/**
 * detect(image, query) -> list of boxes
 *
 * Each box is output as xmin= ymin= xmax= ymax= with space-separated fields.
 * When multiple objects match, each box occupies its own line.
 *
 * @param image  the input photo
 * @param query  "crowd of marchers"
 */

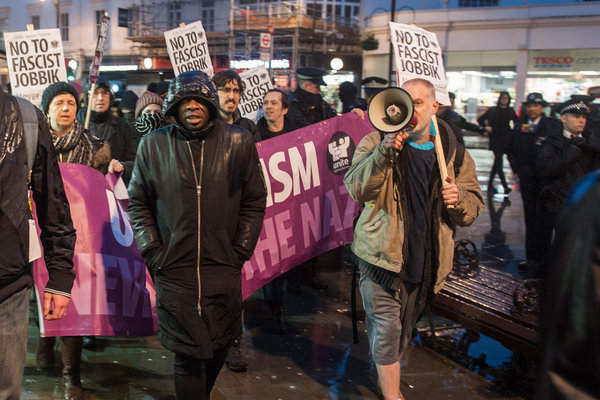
xmin=1 ymin=66 xmax=599 ymax=400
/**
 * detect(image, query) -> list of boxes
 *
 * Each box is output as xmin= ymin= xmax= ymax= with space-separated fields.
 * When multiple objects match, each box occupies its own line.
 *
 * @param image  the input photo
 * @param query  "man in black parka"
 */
xmin=127 ymin=71 xmax=266 ymax=400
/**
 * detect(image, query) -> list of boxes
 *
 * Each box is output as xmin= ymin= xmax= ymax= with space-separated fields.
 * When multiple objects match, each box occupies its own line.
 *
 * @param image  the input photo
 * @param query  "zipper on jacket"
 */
xmin=186 ymin=140 xmax=205 ymax=317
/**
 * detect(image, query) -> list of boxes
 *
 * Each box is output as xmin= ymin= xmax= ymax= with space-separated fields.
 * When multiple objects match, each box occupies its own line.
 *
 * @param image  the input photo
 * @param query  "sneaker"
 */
xmin=225 ymin=339 xmax=248 ymax=372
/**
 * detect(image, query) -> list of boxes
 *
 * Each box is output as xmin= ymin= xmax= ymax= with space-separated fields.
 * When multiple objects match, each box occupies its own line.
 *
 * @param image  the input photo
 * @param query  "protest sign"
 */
xmin=239 ymin=67 xmax=273 ymax=121
xmin=389 ymin=22 xmax=450 ymax=105
xmin=33 ymin=165 xmax=157 ymax=337
xmin=5 ymin=29 xmax=66 ymax=105
xmin=164 ymin=20 xmax=213 ymax=77
xmin=241 ymin=113 xmax=374 ymax=299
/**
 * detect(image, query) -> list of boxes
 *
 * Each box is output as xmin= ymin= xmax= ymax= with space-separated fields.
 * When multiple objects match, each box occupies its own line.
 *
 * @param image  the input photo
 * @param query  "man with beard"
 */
xmin=128 ymin=71 xmax=266 ymax=400
xmin=344 ymin=78 xmax=483 ymax=400
xmin=511 ymin=93 xmax=562 ymax=272
xmin=213 ymin=69 xmax=259 ymax=142
xmin=79 ymin=78 xmax=136 ymax=181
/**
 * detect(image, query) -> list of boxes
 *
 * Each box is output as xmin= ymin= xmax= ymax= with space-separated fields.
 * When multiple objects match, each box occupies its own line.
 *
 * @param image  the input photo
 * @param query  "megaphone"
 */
xmin=367 ymin=87 xmax=415 ymax=133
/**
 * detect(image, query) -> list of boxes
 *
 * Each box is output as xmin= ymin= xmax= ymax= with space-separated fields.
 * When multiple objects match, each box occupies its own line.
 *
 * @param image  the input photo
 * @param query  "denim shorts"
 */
xmin=359 ymin=268 xmax=419 ymax=365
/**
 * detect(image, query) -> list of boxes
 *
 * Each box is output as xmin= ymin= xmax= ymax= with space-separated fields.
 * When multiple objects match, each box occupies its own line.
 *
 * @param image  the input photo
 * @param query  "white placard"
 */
xmin=389 ymin=22 xmax=450 ymax=106
xmin=164 ymin=21 xmax=214 ymax=77
xmin=5 ymin=29 xmax=67 ymax=106
xmin=239 ymin=67 xmax=273 ymax=122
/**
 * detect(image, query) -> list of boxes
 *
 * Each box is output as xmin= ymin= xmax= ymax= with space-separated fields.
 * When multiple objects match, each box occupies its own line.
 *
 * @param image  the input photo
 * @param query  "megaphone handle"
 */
xmin=432 ymin=116 xmax=455 ymax=210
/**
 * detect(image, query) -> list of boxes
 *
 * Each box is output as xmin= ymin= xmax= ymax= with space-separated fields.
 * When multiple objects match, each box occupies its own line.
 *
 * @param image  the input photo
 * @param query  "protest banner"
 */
xmin=33 ymin=114 xmax=374 ymax=320
xmin=164 ymin=20 xmax=213 ymax=77
xmin=241 ymin=113 xmax=374 ymax=299
xmin=4 ymin=29 xmax=66 ymax=105
xmin=33 ymin=164 xmax=157 ymax=337
xmin=239 ymin=67 xmax=273 ymax=122
xmin=389 ymin=22 xmax=450 ymax=106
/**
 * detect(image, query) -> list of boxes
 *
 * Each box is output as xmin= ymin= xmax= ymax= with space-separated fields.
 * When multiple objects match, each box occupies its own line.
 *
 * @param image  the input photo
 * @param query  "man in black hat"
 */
xmin=287 ymin=67 xmax=337 ymax=128
xmin=534 ymin=99 xmax=600 ymax=274
xmin=361 ymin=76 xmax=388 ymax=104
xmin=511 ymin=92 xmax=562 ymax=272
xmin=128 ymin=70 xmax=266 ymax=399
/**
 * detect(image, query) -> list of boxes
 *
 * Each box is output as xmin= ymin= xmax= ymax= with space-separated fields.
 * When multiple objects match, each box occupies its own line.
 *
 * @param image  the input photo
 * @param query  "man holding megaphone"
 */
xmin=344 ymin=78 xmax=483 ymax=400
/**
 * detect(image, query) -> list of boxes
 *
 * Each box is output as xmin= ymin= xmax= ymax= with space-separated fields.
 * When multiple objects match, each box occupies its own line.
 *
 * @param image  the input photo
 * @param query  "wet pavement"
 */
xmin=21 ymin=136 xmax=532 ymax=400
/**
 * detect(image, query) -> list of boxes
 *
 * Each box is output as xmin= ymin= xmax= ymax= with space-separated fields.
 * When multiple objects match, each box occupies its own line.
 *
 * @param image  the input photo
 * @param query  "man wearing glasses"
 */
xmin=213 ymin=70 xmax=259 ymax=142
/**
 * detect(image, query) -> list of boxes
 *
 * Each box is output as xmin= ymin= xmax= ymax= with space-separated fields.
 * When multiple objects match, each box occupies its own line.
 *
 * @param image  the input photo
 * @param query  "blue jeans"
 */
xmin=0 ymin=287 xmax=30 ymax=400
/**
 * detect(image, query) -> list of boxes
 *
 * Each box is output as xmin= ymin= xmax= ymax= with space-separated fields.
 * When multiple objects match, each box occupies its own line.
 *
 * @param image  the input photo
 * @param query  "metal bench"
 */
xmin=430 ymin=240 xmax=541 ymax=354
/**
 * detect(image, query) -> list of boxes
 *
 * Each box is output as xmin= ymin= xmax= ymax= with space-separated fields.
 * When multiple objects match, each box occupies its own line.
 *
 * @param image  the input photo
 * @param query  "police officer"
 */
xmin=287 ymin=67 xmax=337 ymax=127
xmin=535 ymin=99 xmax=600 ymax=274
xmin=511 ymin=93 xmax=562 ymax=272
xmin=360 ymin=76 xmax=388 ymax=104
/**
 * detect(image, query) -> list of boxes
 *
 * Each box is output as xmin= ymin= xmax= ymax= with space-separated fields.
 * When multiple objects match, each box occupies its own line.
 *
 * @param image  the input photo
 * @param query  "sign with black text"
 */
xmin=239 ymin=67 xmax=273 ymax=122
xmin=164 ymin=21 xmax=213 ymax=77
xmin=389 ymin=22 xmax=450 ymax=105
xmin=5 ymin=29 xmax=66 ymax=105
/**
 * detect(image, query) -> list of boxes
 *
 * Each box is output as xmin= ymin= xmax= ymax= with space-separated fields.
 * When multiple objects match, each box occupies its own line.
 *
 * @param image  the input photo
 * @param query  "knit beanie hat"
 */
xmin=40 ymin=81 xmax=80 ymax=114
xmin=135 ymin=91 xmax=164 ymax=119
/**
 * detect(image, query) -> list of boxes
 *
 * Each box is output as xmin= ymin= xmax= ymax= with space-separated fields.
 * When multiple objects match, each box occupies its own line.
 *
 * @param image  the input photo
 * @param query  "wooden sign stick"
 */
xmin=432 ymin=115 xmax=455 ymax=209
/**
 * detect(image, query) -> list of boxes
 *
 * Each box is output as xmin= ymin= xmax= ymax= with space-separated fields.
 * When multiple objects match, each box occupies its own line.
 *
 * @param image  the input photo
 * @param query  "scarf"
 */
xmin=135 ymin=112 xmax=164 ymax=137
xmin=51 ymin=120 xmax=94 ymax=166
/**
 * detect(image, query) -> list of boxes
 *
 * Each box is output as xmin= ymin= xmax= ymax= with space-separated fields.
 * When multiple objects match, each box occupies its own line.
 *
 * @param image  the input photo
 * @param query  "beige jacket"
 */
xmin=344 ymin=120 xmax=483 ymax=293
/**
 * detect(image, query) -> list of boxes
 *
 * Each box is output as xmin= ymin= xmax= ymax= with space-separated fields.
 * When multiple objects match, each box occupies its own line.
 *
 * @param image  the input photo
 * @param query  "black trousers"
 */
xmin=518 ymin=171 xmax=541 ymax=263
xmin=173 ymin=346 xmax=230 ymax=400
xmin=489 ymin=150 xmax=508 ymax=189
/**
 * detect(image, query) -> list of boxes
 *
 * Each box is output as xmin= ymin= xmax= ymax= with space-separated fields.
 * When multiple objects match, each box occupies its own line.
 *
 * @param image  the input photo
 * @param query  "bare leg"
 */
xmin=376 ymin=361 xmax=400 ymax=400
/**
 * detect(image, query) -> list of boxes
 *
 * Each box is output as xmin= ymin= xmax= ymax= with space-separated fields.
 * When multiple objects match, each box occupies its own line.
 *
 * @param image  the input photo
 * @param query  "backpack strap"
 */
xmin=453 ymin=139 xmax=465 ymax=177
xmin=15 ymin=97 xmax=39 ymax=174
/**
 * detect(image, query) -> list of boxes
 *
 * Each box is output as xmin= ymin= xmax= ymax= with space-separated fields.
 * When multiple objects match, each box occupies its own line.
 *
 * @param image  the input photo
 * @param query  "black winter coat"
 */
xmin=477 ymin=106 xmax=518 ymax=153
xmin=255 ymin=115 xmax=302 ymax=141
xmin=0 ymin=94 xmax=75 ymax=302
xmin=510 ymin=115 xmax=562 ymax=178
xmin=85 ymin=110 xmax=137 ymax=180
xmin=287 ymin=88 xmax=337 ymax=128
xmin=127 ymin=119 xmax=266 ymax=359
xmin=537 ymin=131 xmax=600 ymax=213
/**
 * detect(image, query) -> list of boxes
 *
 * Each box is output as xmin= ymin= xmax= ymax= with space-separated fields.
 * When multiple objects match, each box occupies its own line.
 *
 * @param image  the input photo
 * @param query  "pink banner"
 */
xmin=241 ymin=113 xmax=374 ymax=299
xmin=33 ymin=164 xmax=158 ymax=337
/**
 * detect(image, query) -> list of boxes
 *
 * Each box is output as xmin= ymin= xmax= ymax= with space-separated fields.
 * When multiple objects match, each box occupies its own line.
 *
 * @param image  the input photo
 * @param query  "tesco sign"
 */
xmin=533 ymin=56 xmax=574 ymax=68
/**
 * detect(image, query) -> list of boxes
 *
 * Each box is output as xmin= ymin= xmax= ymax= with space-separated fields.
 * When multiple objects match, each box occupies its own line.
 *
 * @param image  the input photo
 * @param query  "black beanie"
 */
xmin=120 ymin=90 xmax=139 ymax=111
xmin=40 ymin=82 xmax=80 ymax=114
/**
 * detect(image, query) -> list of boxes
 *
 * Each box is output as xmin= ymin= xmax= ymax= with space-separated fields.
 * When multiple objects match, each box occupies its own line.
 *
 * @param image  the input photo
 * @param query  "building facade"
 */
xmin=363 ymin=1 xmax=600 ymax=118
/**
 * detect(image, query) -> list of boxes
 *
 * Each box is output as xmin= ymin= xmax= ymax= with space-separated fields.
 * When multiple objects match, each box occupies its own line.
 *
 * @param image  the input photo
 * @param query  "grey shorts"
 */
xmin=359 ymin=269 xmax=420 ymax=365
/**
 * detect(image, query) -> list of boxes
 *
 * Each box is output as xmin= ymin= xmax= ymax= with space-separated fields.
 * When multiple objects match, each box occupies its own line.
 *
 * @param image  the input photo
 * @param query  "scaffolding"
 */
xmin=126 ymin=0 xmax=361 ymax=72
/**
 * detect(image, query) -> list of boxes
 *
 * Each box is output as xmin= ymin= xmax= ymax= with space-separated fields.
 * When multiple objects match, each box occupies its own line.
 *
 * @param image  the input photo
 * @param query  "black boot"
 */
xmin=36 ymin=336 xmax=56 ymax=370
xmin=61 ymin=336 xmax=83 ymax=389
xmin=225 ymin=338 xmax=248 ymax=372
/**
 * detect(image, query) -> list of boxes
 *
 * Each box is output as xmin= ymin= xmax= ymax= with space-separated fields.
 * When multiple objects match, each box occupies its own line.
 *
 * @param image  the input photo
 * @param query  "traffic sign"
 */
xmin=260 ymin=33 xmax=272 ymax=49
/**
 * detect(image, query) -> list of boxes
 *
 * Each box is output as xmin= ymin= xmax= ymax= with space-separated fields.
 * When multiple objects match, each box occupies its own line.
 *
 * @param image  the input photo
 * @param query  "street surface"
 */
xmin=22 ymin=135 xmax=531 ymax=399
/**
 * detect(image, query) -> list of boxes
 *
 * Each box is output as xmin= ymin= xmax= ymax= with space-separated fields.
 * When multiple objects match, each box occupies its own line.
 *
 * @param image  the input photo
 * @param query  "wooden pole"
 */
xmin=432 ymin=115 xmax=454 ymax=209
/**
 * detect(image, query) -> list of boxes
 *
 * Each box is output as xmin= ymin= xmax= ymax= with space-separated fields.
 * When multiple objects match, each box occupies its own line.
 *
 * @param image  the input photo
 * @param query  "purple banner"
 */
xmin=33 ymin=164 xmax=157 ymax=337
xmin=241 ymin=113 xmax=374 ymax=299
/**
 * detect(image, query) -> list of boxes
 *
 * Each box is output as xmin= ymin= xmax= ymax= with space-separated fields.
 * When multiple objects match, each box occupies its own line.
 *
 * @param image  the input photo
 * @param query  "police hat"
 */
xmin=559 ymin=99 xmax=590 ymax=116
xmin=296 ymin=67 xmax=327 ymax=85
xmin=361 ymin=76 xmax=388 ymax=88
xmin=361 ymin=76 xmax=388 ymax=96
xmin=524 ymin=92 xmax=548 ymax=106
